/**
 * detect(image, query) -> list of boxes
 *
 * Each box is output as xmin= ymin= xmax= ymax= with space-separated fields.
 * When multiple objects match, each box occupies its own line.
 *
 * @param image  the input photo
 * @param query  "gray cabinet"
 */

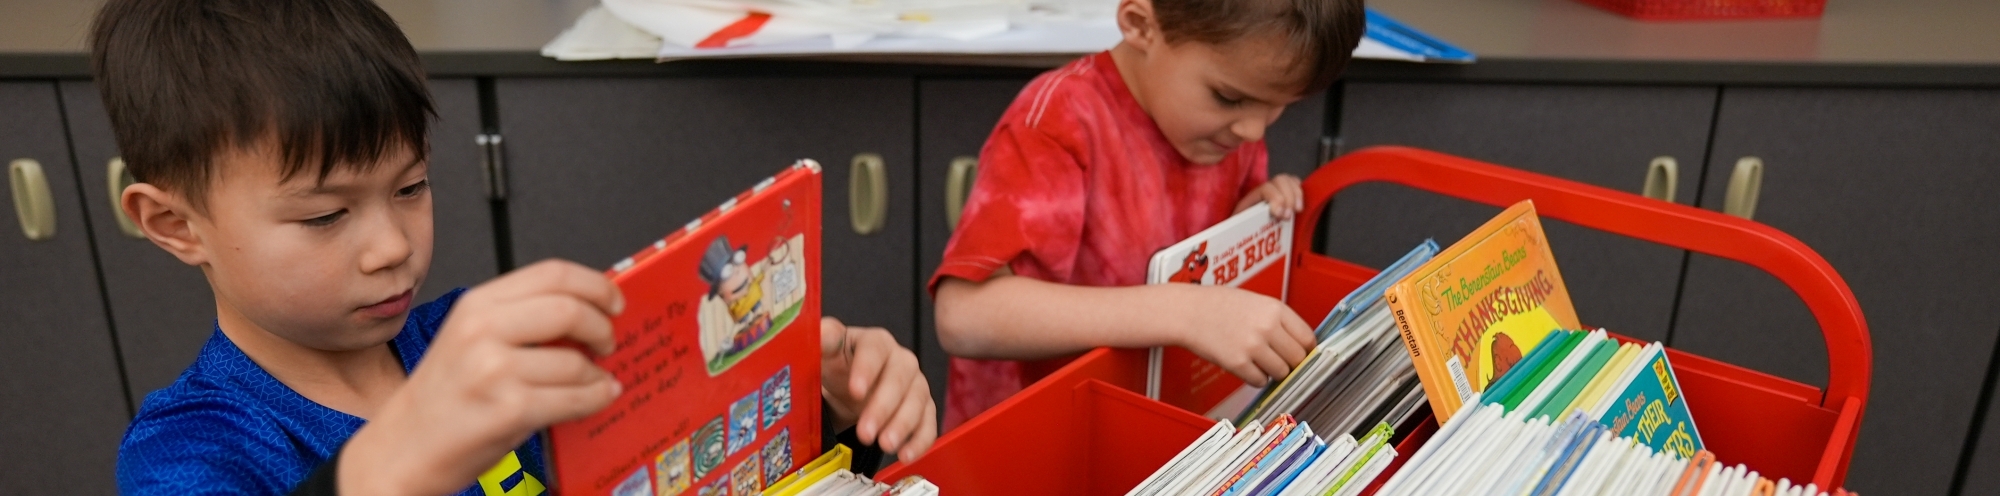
xmin=1670 ymin=88 xmax=2000 ymax=496
xmin=0 ymin=81 xmax=128 ymax=494
xmin=1328 ymin=82 xmax=1718 ymax=343
xmin=59 ymin=80 xmax=497 ymax=406
xmin=494 ymin=77 xmax=919 ymax=347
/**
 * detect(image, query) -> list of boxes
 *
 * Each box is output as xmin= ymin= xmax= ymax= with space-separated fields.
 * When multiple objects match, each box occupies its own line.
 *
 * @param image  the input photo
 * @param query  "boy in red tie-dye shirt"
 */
xmin=931 ymin=0 xmax=1366 ymax=428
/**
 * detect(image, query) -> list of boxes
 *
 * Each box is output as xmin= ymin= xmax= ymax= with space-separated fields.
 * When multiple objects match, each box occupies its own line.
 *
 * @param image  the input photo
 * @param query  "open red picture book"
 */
xmin=543 ymin=161 xmax=824 ymax=496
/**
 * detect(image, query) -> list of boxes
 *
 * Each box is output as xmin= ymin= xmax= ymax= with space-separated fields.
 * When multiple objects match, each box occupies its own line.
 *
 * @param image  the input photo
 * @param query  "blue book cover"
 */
xmin=1313 ymin=239 xmax=1438 ymax=341
xmin=1597 ymin=348 xmax=1704 ymax=459
xmin=1362 ymin=9 xmax=1476 ymax=63
xmin=1225 ymin=424 xmax=1310 ymax=496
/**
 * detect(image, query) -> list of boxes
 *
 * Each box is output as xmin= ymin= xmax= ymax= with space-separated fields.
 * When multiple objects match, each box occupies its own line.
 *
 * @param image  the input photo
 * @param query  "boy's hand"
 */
xmin=342 ymin=260 xmax=625 ymax=496
xmin=1166 ymin=285 xmax=1316 ymax=388
xmin=1236 ymin=174 xmax=1305 ymax=220
xmin=819 ymin=317 xmax=938 ymax=461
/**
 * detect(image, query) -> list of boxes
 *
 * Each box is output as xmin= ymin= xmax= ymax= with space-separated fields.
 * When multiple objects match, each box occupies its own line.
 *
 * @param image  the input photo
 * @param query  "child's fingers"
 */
xmin=899 ymin=401 xmax=938 ymax=461
xmin=878 ymin=378 xmax=929 ymax=453
xmin=484 ymin=260 xmax=624 ymax=314
xmin=492 ymin=295 xmax=617 ymax=355
xmin=1250 ymin=347 xmax=1290 ymax=386
xmin=512 ymin=347 xmax=612 ymax=386
xmin=521 ymin=379 xmax=622 ymax=428
xmin=857 ymin=340 xmax=919 ymax=444
xmin=1268 ymin=323 xmax=1309 ymax=367
xmin=819 ymin=317 xmax=849 ymax=363
xmin=1281 ymin=310 xmax=1316 ymax=356
xmin=1221 ymin=358 xmax=1271 ymax=388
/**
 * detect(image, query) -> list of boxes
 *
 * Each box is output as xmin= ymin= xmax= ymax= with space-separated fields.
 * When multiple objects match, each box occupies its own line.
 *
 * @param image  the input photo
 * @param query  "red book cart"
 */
xmin=879 ymin=146 xmax=1871 ymax=495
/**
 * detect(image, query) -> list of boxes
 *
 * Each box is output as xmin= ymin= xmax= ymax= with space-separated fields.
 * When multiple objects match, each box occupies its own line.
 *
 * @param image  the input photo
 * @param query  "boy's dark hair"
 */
xmin=1153 ymin=0 xmax=1366 ymax=94
xmin=90 ymin=0 xmax=434 ymax=211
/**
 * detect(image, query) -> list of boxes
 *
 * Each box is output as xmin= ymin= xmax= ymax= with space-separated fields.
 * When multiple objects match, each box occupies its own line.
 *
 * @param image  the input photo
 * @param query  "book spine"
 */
xmin=1384 ymin=285 xmax=1461 ymax=421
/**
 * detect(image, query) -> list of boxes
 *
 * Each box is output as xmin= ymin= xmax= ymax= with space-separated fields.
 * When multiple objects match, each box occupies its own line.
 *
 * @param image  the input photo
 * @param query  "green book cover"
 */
xmin=1499 ymin=330 xmax=1587 ymax=412
xmin=1531 ymin=340 xmax=1617 ymax=420
xmin=1598 ymin=348 xmax=1704 ymax=459
xmin=1481 ymin=330 xmax=1571 ymax=406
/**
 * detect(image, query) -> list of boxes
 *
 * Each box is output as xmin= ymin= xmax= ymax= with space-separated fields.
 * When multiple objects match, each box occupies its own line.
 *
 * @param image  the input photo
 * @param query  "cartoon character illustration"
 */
xmin=655 ymin=438 xmax=693 ymax=494
xmin=693 ymin=416 xmax=726 ymax=480
xmin=696 ymin=233 xmax=810 ymax=374
xmin=726 ymin=391 xmax=760 ymax=456
xmin=761 ymin=429 xmax=793 ymax=485
xmin=611 ymin=465 xmax=651 ymax=496
xmin=729 ymin=457 xmax=763 ymax=495
xmin=761 ymin=367 xmax=792 ymax=429
xmin=1168 ymin=242 xmax=1210 ymax=284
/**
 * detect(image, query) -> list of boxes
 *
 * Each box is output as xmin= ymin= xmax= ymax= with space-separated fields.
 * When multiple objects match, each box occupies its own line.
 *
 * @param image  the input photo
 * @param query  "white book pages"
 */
xmin=1188 ymin=423 xmax=1286 ymax=496
xmin=1163 ymin=424 xmax=1264 ymax=495
xmin=1518 ymin=330 xmax=1607 ymax=420
xmin=1372 ymin=398 xmax=1489 ymax=496
xmin=1284 ymin=435 xmax=1359 ymax=496
xmin=1129 ymin=421 xmax=1235 ymax=496
xmin=1487 ymin=416 xmax=1560 ymax=495
xmin=1329 ymin=449 xmax=1397 ymax=496
xmin=1459 ymin=412 xmax=1547 ymax=493
xmin=1396 ymin=404 xmax=1506 ymax=496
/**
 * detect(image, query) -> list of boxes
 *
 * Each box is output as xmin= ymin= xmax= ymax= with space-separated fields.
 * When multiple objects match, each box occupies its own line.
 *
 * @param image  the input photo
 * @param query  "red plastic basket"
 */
xmin=1574 ymin=0 xmax=1826 ymax=20
xmin=882 ymin=146 xmax=1870 ymax=494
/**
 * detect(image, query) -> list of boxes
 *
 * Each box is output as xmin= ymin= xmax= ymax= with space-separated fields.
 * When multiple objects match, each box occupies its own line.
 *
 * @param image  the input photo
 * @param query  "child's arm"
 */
xmin=337 ymin=260 xmax=626 ymax=496
xmin=818 ymin=317 xmax=938 ymax=461
xmin=934 ymin=274 xmax=1315 ymax=387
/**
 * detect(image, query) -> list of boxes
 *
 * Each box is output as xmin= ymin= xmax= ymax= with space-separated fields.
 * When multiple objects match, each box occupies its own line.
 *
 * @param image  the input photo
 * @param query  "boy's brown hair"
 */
xmin=1153 ymin=0 xmax=1367 ymax=94
xmin=90 ymin=0 xmax=434 ymax=211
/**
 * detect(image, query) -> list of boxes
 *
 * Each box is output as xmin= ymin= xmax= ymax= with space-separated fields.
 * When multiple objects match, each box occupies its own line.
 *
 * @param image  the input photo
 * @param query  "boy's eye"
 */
xmin=303 ymin=209 xmax=346 ymax=227
xmin=1212 ymin=89 xmax=1244 ymax=107
xmin=396 ymin=179 xmax=430 ymax=198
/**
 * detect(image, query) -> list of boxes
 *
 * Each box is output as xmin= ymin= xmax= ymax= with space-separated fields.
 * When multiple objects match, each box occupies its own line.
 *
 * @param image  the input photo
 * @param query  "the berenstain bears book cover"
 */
xmin=544 ymin=161 xmax=823 ymax=496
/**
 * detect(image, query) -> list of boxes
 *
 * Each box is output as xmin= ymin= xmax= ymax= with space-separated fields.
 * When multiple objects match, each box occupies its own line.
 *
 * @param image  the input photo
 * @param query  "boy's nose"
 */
xmin=359 ymin=213 xmax=413 ymax=274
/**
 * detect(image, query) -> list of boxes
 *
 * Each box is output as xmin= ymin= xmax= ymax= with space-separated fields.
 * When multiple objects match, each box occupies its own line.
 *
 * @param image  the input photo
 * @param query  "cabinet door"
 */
xmin=1 ymin=81 xmax=128 ymax=494
xmin=495 ymin=77 xmax=917 ymax=347
xmin=1330 ymin=82 xmax=1717 ymax=342
xmin=61 ymin=80 xmax=497 ymax=405
xmin=1673 ymin=88 xmax=2000 ymax=496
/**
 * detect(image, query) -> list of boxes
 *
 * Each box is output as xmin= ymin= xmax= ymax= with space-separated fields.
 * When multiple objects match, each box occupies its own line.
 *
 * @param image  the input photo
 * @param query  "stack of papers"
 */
xmin=543 ymin=4 xmax=1472 ymax=63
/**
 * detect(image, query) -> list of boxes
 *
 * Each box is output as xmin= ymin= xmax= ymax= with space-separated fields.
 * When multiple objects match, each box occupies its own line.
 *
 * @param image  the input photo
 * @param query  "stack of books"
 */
xmin=762 ymin=446 xmax=938 ymax=496
xmin=1126 ymin=417 xmax=1397 ymax=496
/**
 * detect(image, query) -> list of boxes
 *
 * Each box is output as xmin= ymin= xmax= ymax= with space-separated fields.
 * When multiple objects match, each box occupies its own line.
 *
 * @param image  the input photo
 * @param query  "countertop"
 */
xmin=4 ymin=0 xmax=1998 ymax=85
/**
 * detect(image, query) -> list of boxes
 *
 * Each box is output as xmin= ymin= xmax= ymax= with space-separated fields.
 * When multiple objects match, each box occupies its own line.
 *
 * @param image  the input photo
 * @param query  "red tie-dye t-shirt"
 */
xmin=929 ymin=51 xmax=1268 ymax=430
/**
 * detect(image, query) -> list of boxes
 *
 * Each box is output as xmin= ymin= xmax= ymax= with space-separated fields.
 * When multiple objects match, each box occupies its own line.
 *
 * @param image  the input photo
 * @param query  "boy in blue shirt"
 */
xmin=94 ymin=0 xmax=937 ymax=494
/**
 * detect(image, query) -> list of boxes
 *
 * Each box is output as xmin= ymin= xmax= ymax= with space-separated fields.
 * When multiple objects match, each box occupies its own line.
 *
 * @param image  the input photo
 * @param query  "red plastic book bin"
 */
xmin=881 ymin=146 xmax=1870 ymax=494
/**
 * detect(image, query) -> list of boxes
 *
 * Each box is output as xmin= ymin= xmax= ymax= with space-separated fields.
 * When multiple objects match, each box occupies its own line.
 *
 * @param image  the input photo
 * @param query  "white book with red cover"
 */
xmin=1144 ymin=203 xmax=1292 ymax=409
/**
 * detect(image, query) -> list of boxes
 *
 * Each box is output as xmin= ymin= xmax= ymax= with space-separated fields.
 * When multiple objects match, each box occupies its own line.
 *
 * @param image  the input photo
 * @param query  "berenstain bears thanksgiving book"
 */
xmin=543 ymin=161 xmax=823 ymax=496
xmin=1384 ymin=199 xmax=1579 ymax=424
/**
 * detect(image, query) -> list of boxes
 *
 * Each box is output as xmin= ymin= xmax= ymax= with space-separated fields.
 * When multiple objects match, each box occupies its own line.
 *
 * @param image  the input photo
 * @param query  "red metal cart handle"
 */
xmin=1293 ymin=146 xmax=1871 ymax=410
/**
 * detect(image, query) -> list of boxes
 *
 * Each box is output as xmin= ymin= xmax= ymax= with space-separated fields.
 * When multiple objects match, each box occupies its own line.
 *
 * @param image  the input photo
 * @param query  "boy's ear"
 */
xmin=1115 ymin=0 xmax=1162 ymax=51
xmin=122 ymin=183 xmax=209 ymax=267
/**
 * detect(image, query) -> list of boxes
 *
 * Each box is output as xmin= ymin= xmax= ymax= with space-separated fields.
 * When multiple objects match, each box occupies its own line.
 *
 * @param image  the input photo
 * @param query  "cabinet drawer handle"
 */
xmin=945 ymin=156 xmax=977 ymax=231
xmin=849 ymin=153 xmax=887 ymax=235
xmin=1641 ymin=156 xmax=1677 ymax=203
xmin=107 ymin=158 xmax=144 ymax=238
xmin=1724 ymin=157 xmax=1764 ymax=220
xmin=10 ymin=158 xmax=56 ymax=241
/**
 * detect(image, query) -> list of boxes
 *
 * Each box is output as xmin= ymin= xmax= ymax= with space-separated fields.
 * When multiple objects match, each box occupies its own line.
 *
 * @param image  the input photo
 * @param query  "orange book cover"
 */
xmin=543 ymin=162 xmax=823 ymax=496
xmin=1383 ymin=200 xmax=1579 ymax=423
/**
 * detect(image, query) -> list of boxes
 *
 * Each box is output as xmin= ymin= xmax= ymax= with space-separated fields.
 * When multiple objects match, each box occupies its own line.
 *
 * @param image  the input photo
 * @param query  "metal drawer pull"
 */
xmin=945 ymin=156 xmax=977 ymax=231
xmin=107 ymin=157 xmax=144 ymax=238
xmin=849 ymin=153 xmax=887 ymax=235
xmin=1724 ymin=157 xmax=1764 ymax=220
xmin=1641 ymin=156 xmax=1677 ymax=203
xmin=10 ymin=158 xmax=56 ymax=241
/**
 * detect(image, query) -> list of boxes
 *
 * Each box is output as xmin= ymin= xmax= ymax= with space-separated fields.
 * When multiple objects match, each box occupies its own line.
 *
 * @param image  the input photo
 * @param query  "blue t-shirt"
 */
xmin=117 ymin=289 xmax=548 ymax=496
